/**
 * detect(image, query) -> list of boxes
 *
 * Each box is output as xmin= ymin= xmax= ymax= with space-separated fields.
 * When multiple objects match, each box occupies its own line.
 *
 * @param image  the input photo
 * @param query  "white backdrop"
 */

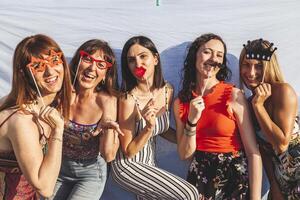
xmin=0 ymin=0 xmax=299 ymax=199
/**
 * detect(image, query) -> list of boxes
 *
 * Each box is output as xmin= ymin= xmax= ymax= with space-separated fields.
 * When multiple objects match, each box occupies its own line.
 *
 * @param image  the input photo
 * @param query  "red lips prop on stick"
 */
xmin=134 ymin=66 xmax=146 ymax=78
xmin=134 ymin=66 xmax=153 ymax=98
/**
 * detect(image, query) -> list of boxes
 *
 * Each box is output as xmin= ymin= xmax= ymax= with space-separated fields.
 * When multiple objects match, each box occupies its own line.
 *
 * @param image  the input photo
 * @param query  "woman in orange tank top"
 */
xmin=174 ymin=33 xmax=262 ymax=200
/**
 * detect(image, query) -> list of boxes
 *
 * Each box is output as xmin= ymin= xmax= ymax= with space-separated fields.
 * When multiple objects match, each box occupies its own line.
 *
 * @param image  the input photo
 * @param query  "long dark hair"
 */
xmin=0 ymin=34 xmax=72 ymax=118
xmin=69 ymin=39 xmax=119 ymax=95
xmin=121 ymin=36 xmax=165 ymax=93
xmin=178 ymin=33 xmax=231 ymax=102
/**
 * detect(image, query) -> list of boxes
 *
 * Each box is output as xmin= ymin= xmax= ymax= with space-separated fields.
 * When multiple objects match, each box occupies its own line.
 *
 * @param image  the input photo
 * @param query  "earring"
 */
xmin=19 ymin=68 xmax=25 ymax=77
xmin=100 ymin=79 xmax=105 ymax=85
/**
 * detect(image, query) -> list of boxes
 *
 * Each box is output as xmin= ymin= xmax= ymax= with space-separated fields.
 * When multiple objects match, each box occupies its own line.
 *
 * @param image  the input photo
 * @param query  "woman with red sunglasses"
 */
xmin=49 ymin=39 xmax=123 ymax=200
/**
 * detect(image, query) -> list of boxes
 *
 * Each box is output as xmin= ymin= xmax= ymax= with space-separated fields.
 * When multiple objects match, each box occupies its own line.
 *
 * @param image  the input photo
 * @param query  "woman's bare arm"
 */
xmin=231 ymin=88 xmax=262 ymax=200
xmin=8 ymin=109 xmax=64 ymax=197
xmin=252 ymin=83 xmax=297 ymax=153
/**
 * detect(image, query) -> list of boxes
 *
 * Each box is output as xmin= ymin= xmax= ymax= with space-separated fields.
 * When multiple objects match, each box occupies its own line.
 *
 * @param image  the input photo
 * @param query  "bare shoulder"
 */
xmin=272 ymin=82 xmax=297 ymax=105
xmin=118 ymin=92 xmax=138 ymax=122
xmin=119 ymin=92 xmax=136 ymax=109
xmin=97 ymin=91 xmax=117 ymax=106
xmin=0 ymin=109 xmax=28 ymax=129
xmin=230 ymin=87 xmax=246 ymax=103
xmin=9 ymin=111 xmax=35 ymax=129
xmin=0 ymin=109 xmax=16 ymax=140
xmin=5 ymin=111 xmax=39 ymax=140
xmin=272 ymin=82 xmax=296 ymax=98
xmin=0 ymin=109 xmax=21 ymax=151
xmin=165 ymin=82 xmax=174 ymax=92
xmin=165 ymin=82 xmax=174 ymax=97
xmin=228 ymin=87 xmax=250 ymax=118
xmin=0 ymin=109 xmax=12 ymax=123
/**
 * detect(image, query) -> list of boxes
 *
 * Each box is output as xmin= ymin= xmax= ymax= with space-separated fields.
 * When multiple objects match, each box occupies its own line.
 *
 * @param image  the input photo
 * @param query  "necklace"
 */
xmin=133 ymin=87 xmax=153 ymax=96
xmin=131 ymin=88 xmax=154 ymax=111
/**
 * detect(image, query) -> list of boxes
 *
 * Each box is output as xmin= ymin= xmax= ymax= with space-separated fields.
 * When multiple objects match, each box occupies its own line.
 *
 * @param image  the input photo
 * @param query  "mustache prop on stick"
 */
xmin=200 ymin=60 xmax=222 ymax=96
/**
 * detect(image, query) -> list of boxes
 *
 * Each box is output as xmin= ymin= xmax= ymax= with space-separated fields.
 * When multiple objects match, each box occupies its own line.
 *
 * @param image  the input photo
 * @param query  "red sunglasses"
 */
xmin=79 ymin=50 xmax=112 ymax=69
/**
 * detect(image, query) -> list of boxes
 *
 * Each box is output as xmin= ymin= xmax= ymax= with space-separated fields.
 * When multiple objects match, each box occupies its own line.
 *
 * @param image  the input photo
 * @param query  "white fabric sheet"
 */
xmin=0 ymin=1 xmax=299 ymax=199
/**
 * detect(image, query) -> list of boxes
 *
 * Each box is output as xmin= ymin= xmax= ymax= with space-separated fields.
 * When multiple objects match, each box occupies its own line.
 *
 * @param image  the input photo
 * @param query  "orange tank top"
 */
xmin=179 ymin=82 xmax=242 ymax=153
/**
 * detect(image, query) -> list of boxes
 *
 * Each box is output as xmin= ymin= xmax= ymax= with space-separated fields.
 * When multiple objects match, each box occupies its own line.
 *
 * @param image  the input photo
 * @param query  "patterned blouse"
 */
xmin=62 ymin=120 xmax=99 ymax=159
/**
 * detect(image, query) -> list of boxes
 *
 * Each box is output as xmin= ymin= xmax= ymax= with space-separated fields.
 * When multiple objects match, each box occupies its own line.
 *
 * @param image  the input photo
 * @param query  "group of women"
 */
xmin=0 ymin=33 xmax=298 ymax=200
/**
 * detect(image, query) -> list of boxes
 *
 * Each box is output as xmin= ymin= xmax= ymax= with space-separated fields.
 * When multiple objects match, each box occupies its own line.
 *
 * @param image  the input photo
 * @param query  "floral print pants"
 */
xmin=273 ymin=142 xmax=300 ymax=200
xmin=187 ymin=150 xmax=249 ymax=200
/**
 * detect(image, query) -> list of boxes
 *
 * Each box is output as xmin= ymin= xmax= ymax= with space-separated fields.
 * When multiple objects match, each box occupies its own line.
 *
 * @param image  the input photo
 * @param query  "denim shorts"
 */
xmin=48 ymin=154 xmax=107 ymax=200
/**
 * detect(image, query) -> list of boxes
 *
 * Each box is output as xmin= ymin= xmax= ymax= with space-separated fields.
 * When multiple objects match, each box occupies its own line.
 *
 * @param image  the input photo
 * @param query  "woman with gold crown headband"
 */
xmin=240 ymin=39 xmax=300 ymax=200
xmin=49 ymin=39 xmax=123 ymax=200
xmin=0 ymin=34 xmax=72 ymax=199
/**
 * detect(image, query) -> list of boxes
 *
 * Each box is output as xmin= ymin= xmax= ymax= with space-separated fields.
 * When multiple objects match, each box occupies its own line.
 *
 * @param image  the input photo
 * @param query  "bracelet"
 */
xmin=183 ymin=127 xmax=196 ymax=136
xmin=187 ymin=119 xmax=197 ymax=127
xmin=50 ymin=137 xmax=63 ymax=142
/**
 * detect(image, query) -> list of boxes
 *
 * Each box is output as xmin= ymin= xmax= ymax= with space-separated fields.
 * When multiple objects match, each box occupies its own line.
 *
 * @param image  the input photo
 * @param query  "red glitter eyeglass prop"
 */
xmin=26 ymin=50 xmax=63 ymax=74
xmin=79 ymin=50 xmax=112 ymax=70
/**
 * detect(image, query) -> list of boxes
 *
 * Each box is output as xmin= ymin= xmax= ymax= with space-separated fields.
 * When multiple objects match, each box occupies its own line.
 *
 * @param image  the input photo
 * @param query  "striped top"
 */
xmin=115 ymin=85 xmax=170 ymax=165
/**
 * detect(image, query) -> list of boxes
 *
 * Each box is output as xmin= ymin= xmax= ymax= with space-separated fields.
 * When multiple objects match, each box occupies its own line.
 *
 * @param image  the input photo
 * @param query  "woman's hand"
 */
xmin=92 ymin=119 xmax=124 ymax=137
xmin=252 ymin=83 xmax=271 ymax=106
xmin=140 ymin=99 xmax=158 ymax=129
xmin=38 ymin=106 xmax=64 ymax=130
xmin=187 ymin=95 xmax=205 ymax=124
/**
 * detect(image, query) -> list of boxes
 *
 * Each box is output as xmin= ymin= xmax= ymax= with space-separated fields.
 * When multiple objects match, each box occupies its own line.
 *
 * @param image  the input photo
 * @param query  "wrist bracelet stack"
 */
xmin=187 ymin=119 xmax=197 ymax=127
xmin=183 ymin=127 xmax=196 ymax=136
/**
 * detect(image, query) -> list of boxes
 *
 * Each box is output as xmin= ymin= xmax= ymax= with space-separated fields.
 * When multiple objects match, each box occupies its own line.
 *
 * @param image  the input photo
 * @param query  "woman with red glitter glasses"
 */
xmin=111 ymin=36 xmax=199 ymax=200
xmin=49 ymin=39 xmax=123 ymax=200
xmin=0 ymin=34 xmax=72 ymax=199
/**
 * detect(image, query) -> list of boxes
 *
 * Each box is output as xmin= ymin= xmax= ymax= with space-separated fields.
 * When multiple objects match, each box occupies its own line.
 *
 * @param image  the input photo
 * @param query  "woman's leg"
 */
xmin=67 ymin=155 xmax=107 ymax=200
xmin=112 ymin=160 xmax=199 ymax=200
